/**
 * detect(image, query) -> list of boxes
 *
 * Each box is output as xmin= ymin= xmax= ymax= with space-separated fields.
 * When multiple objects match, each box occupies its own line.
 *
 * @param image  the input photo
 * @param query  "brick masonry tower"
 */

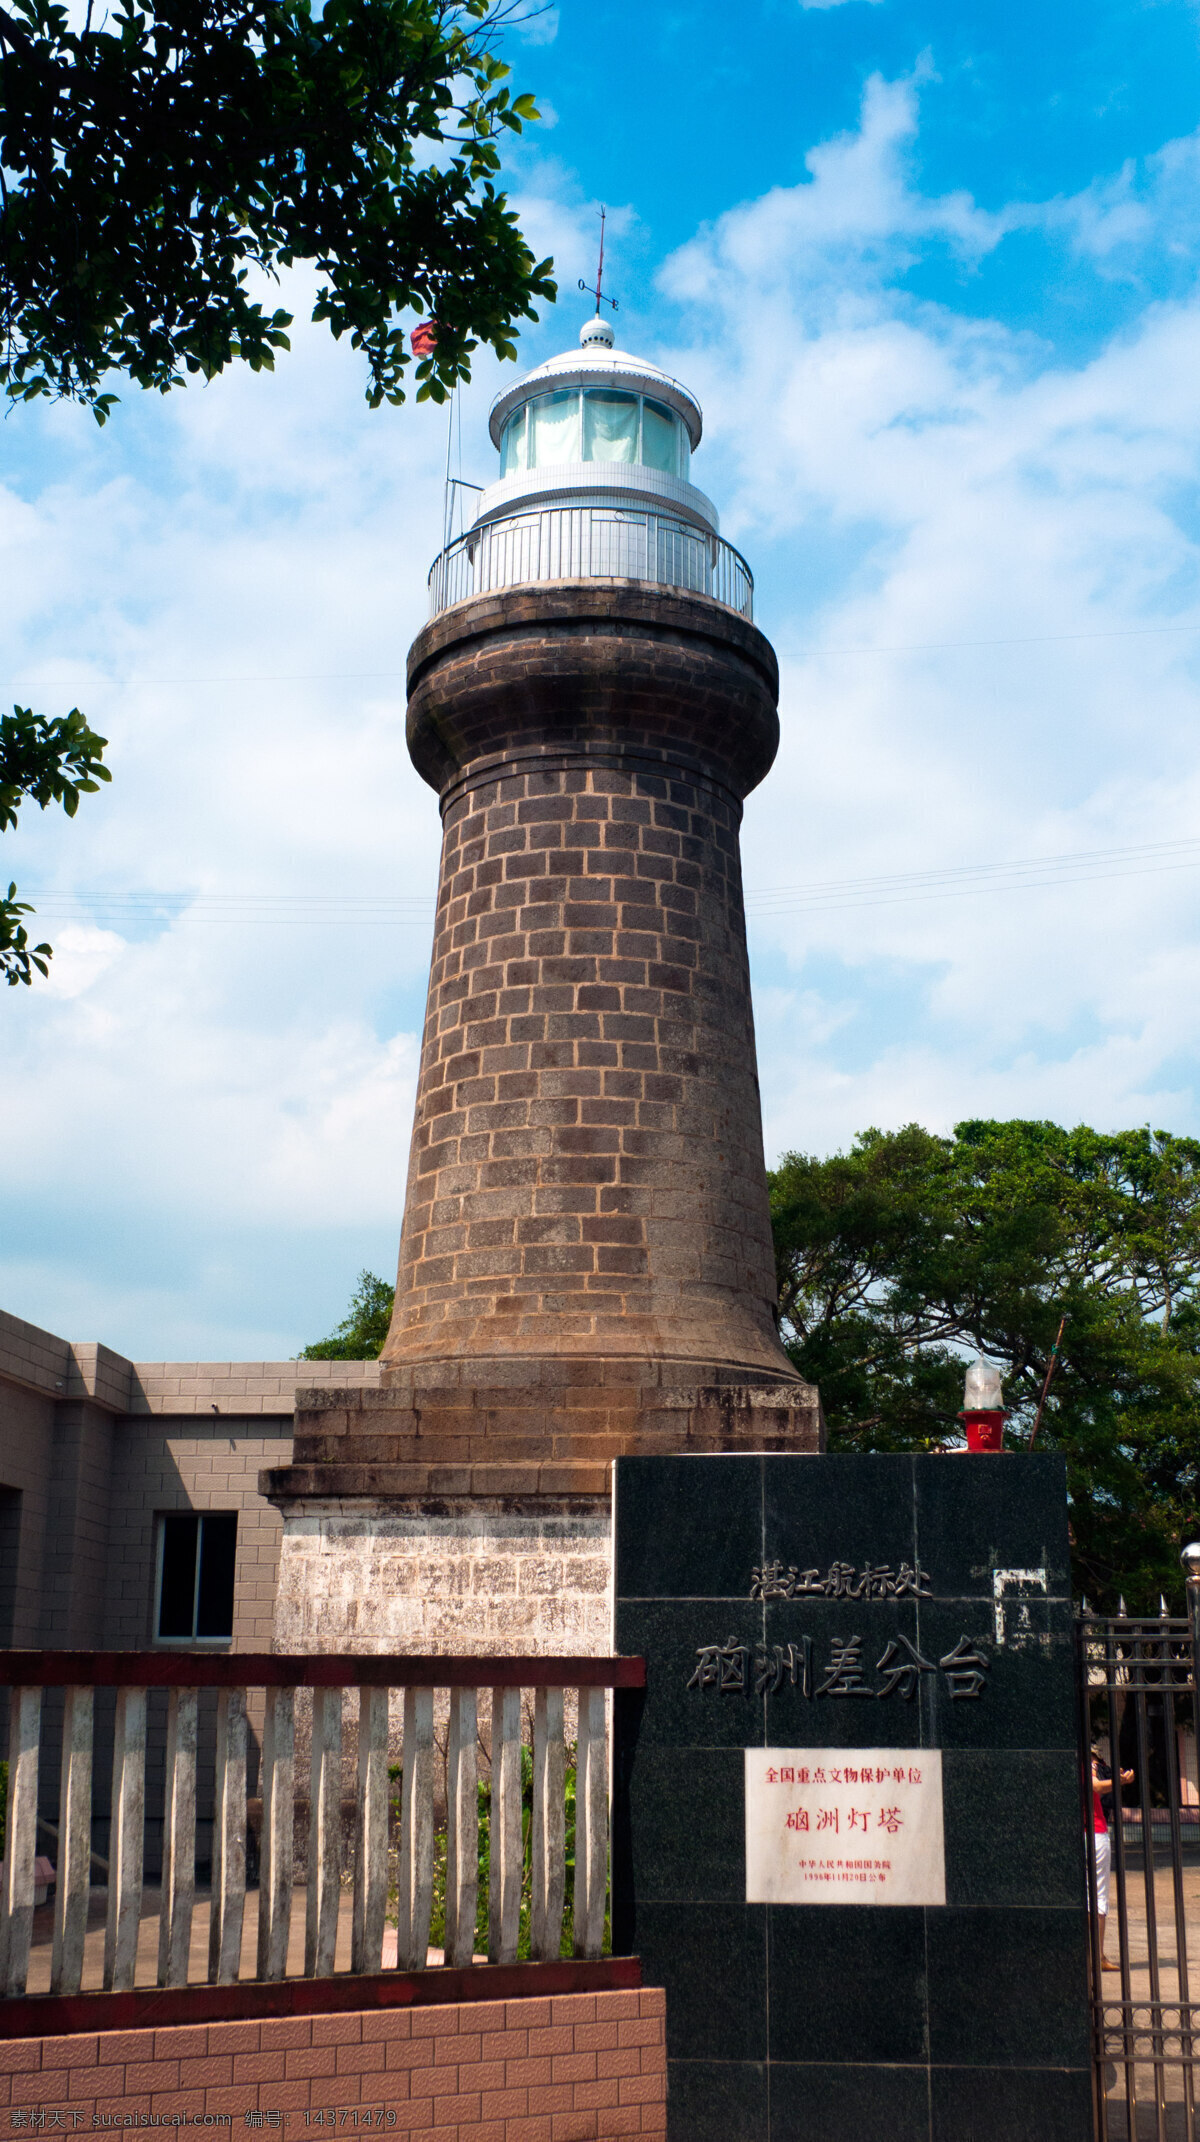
xmin=267 ymin=315 xmax=822 ymax=1655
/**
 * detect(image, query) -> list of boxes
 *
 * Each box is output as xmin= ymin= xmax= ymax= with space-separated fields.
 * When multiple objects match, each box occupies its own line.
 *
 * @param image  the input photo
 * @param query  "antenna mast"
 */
xmin=578 ymin=206 xmax=619 ymax=316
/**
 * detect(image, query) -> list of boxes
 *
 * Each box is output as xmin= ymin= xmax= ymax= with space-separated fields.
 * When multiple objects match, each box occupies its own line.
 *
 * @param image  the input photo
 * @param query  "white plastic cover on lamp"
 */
xmin=530 ymin=389 xmax=581 ymax=465
xmin=583 ymin=390 xmax=639 ymax=463
xmin=963 ymin=1357 xmax=1004 ymax=1410
xmin=642 ymin=398 xmax=679 ymax=474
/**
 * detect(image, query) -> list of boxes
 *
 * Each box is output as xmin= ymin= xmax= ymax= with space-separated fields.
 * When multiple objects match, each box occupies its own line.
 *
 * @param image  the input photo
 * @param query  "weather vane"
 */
xmin=578 ymin=206 xmax=618 ymax=316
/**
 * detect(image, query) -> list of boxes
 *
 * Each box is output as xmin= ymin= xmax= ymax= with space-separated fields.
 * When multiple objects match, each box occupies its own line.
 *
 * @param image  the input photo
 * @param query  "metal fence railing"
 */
xmin=428 ymin=505 xmax=754 ymax=621
xmin=1079 ymin=1609 xmax=1200 ymax=2138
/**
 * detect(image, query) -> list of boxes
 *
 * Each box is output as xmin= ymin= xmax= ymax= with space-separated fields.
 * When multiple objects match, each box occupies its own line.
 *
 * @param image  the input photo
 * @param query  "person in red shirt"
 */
xmin=1092 ymin=1750 xmax=1134 ymax=1969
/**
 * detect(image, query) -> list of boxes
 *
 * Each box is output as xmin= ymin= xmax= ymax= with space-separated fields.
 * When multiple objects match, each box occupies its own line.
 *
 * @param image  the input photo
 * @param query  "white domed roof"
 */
xmin=488 ymin=334 xmax=703 ymax=451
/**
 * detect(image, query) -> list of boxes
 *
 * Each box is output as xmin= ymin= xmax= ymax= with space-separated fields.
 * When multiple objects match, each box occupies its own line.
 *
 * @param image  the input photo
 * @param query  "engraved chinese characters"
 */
xmin=687 ymin=1633 xmax=990 ymax=1700
xmin=750 ymin=1558 xmax=932 ymax=1600
xmin=688 ymin=1550 xmax=993 ymax=1700
xmin=744 ymin=1748 xmax=947 ymax=1907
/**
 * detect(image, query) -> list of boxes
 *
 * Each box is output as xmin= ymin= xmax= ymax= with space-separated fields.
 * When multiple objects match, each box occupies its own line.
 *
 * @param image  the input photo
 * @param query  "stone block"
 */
xmin=270 ymin=1368 xmax=821 ymax=1508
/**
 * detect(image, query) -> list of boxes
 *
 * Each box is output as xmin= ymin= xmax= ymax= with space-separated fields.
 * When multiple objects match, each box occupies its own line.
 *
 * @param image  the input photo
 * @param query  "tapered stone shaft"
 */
xmin=382 ymin=585 xmax=794 ymax=1384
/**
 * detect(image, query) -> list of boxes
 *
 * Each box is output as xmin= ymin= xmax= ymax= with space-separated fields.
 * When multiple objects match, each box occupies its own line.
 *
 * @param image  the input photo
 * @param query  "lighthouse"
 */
xmin=267 ymin=313 xmax=822 ymax=1656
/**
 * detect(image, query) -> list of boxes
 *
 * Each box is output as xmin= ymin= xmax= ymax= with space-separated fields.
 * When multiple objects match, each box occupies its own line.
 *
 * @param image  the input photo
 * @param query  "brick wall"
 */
xmin=0 ymin=1307 xmax=74 ymax=1399
xmin=0 ymin=1989 xmax=668 ymax=2139
xmin=261 ymin=584 xmax=823 ymax=1640
xmin=127 ymin=1358 xmax=382 ymax=1418
xmin=39 ymin=1399 xmax=116 ymax=1648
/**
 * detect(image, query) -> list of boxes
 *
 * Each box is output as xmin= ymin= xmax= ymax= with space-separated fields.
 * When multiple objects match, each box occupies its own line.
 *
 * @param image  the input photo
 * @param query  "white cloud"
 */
xmin=8 ymin=79 xmax=1200 ymax=1353
xmin=6 ymin=926 xmax=420 ymax=1223
xmin=35 ymin=923 xmax=126 ymax=999
xmin=0 ymin=265 xmax=465 ymax=1352
xmin=655 ymin=72 xmax=1200 ymax=1158
xmin=1039 ymin=129 xmax=1200 ymax=271
xmin=510 ymin=1 xmax=559 ymax=44
xmin=663 ymin=70 xmax=1007 ymax=310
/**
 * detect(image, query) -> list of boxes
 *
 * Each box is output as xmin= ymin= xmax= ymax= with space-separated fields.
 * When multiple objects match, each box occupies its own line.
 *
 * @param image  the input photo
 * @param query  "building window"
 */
xmin=155 ymin=1512 xmax=237 ymax=1643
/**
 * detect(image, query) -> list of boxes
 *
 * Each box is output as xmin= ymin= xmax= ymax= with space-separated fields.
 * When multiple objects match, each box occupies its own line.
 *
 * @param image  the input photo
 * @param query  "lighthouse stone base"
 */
xmin=271 ymin=1497 xmax=612 ymax=1656
xmin=264 ymin=1359 xmax=824 ymax=1657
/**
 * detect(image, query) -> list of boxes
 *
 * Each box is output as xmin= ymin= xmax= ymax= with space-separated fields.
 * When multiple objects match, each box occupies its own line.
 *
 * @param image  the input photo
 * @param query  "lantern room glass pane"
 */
xmin=583 ymin=389 xmax=639 ymax=463
xmin=530 ymin=389 xmax=580 ymax=465
xmin=500 ymin=406 xmax=528 ymax=476
xmin=642 ymin=399 xmax=679 ymax=475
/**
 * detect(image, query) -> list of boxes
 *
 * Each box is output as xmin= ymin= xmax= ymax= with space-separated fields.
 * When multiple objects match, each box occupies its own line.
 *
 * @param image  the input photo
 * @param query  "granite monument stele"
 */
xmin=612 ymin=1449 xmax=1092 ymax=2142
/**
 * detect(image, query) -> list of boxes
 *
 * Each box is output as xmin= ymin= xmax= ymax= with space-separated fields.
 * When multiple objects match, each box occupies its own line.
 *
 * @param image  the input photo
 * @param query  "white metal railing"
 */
xmin=428 ymin=505 xmax=754 ymax=621
xmin=0 ymin=1651 xmax=642 ymax=2002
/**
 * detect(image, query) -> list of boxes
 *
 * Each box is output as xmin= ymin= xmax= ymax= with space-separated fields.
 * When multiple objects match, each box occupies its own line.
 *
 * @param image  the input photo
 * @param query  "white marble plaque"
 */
xmin=745 ymin=1748 xmax=945 ymax=1906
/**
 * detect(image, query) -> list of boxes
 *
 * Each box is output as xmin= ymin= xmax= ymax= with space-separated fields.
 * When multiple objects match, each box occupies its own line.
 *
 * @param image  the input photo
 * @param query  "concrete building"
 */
xmin=0 ymin=1305 xmax=377 ymax=1656
xmin=0 ymin=1310 xmax=377 ymax=1866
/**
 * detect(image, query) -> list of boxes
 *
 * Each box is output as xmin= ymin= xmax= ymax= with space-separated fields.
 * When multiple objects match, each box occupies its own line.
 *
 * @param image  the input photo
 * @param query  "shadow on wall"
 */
xmin=29 ymin=1430 xmax=267 ymax=1883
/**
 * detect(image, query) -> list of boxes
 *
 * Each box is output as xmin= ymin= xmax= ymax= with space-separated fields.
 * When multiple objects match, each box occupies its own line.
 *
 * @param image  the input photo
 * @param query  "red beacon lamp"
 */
xmin=959 ymin=1358 xmax=1006 ymax=1452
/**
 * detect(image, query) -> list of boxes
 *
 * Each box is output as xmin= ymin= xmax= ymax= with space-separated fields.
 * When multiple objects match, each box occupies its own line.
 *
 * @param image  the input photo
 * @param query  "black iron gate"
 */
xmin=1079 ymin=1604 xmax=1200 ymax=2139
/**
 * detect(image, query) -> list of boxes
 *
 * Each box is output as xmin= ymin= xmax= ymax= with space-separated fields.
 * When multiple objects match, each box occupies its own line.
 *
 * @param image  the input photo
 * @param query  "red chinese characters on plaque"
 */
xmin=744 ymin=1748 xmax=946 ymax=1906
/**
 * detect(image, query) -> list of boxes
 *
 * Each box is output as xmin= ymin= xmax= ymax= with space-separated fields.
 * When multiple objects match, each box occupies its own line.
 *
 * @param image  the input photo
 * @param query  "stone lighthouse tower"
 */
xmin=268 ymin=314 xmax=822 ymax=1655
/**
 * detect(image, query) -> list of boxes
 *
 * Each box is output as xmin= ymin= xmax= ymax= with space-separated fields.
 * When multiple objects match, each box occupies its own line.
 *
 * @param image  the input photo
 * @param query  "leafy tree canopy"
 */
xmin=0 ymin=704 xmax=110 ymax=983
xmin=0 ymin=0 xmax=555 ymax=419
xmin=1 ymin=0 xmax=552 ymax=979
xmin=770 ymin=1120 xmax=1200 ymax=1612
xmin=300 ymin=1267 xmax=394 ymax=1357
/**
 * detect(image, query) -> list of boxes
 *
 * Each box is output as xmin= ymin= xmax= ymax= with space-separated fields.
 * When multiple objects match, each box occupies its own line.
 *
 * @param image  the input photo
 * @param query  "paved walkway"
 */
xmin=1098 ymin=1860 xmax=1200 ymax=2138
xmin=23 ymin=1887 xmax=477 ymax=1992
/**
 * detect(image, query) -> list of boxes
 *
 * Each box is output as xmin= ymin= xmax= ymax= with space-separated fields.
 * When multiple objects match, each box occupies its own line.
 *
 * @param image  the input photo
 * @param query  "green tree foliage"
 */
xmin=399 ymin=1743 xmax=602 ymax=1961
xmin=299 ymin=1268 xmax=394 ymax=1357
xmin=0 ymin=0 xmax=555 ymax=420
xmin=0 ymin=704 xmax=111 ymax=983
xmin=769 ymin=1120 xmax=1200 ymax=1612
xmin=1 ymin=0 xmax=552 ymax=978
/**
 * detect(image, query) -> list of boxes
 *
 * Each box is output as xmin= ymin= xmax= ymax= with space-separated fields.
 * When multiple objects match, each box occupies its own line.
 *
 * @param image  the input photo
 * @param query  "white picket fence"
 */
xmin=0 ymin=1652 xmax=643 ymax=2001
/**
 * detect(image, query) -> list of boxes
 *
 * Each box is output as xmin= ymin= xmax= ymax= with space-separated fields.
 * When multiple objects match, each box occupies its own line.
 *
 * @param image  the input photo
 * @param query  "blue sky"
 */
xmin=6 ymin=0 xmax=1200 ymax=1358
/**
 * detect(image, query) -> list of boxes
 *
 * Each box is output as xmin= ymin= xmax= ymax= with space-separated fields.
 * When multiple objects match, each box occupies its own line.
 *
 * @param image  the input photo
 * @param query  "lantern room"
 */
xmin=427 ymin=316 xmax=753 ymax=620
